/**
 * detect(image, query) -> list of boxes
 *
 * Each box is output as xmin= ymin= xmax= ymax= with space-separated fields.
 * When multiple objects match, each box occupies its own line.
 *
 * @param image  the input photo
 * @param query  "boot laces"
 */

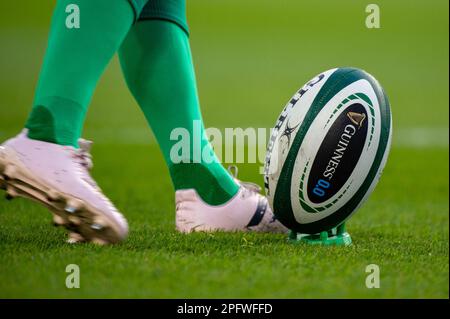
xmin=69 ymin=139 xmax=119 ymax=213
xmin=70 ymin=139 xmax=99 ymax=190
xmin=227 ymin=165 xmax=261 ymax=194
xmin=74 ymin=139 xmax=93 ymax=170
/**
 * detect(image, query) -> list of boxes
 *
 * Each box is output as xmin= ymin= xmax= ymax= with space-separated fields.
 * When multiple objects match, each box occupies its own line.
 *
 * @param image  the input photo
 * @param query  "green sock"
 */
xmin=119 ymin=20 xmax=239 ymax=205
xmin=25 ymin=0 xmax=138 ymax=147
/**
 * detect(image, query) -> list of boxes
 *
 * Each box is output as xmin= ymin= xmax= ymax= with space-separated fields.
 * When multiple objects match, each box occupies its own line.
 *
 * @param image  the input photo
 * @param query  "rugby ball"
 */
xmin=264 ymin=67 xmax=392 ymax=234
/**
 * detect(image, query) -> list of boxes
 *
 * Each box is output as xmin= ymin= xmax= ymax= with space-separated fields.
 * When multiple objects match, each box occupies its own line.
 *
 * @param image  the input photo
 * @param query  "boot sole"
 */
xmin=0 ymin=147 xmax=126 ymax=244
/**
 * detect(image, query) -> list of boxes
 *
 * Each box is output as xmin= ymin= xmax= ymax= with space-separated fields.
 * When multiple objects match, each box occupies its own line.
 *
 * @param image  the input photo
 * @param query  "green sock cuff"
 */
xmin=25 ymin=96 xmax=85 ymax=147
xmin=127 ymin=0 xmax=149 ymax=22
xmin=138 ymin=0 xmax=189 ymax=36
xmin=169 ymin=163 xmax=239 ymax=205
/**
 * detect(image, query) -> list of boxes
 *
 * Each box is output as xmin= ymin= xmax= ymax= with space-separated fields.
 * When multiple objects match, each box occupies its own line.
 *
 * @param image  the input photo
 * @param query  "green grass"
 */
xmin=0 ymin=147 xmax=448 ymax=298
xmin=0 ymin=0 xmax=448 ymax=298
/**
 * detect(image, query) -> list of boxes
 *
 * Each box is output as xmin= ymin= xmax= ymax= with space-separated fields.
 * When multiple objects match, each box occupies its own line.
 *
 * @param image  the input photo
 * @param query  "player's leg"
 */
xmin=26 ymin=0 xmax=144 ymax=147
xmin=118 ymin=1 xmax=287 ymax=233
xmin=119 ymin=16 xmax=238 ymax=207
xmin=0 ymin=0 xmax=150 ymax=244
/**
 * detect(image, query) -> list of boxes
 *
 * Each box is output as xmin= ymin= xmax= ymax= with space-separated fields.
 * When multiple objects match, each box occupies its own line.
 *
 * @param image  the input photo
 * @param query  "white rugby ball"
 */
xmin=264 ymin=67 xmax=392 ymax=234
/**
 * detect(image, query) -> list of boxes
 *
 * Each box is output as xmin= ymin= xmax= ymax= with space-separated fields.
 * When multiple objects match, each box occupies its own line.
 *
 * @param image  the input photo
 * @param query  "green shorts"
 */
xmin=128 ymin=0 xmax=188 ymax=35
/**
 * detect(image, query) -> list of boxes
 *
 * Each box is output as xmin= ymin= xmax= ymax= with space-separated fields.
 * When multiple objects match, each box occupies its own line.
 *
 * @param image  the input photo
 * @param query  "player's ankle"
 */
xmin=26 ymin=130 xmax=77 ymax=148
xmin=170 ymin=163 xmax=239 ymax=205
xmin=25 ymin=97 xmax=85 ymax=148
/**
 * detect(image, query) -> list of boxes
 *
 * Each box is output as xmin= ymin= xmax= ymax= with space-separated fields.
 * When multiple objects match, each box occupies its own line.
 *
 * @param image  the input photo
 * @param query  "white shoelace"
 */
xmin=70 ymin=140 xmax=120 ymax=215
xmin=70 ymin=139 xmax=102 ymax=192
xmin=75 ymin=139 xmax=93 ymax=170
xmin=227 ymin=165 xmax=262 ymax=194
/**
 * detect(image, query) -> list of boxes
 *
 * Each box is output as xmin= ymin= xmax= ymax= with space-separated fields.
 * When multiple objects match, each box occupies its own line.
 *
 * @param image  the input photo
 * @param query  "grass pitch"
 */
xmin=0 ymin=0 xmax=448 ymax=298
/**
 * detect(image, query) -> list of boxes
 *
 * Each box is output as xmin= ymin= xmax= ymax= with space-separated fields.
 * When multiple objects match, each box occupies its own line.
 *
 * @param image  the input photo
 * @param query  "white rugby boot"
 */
xmin=0 ymin=130 xmax=128 ymax=244
xmin=175 ymin=166 xmax=288 ymax=233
